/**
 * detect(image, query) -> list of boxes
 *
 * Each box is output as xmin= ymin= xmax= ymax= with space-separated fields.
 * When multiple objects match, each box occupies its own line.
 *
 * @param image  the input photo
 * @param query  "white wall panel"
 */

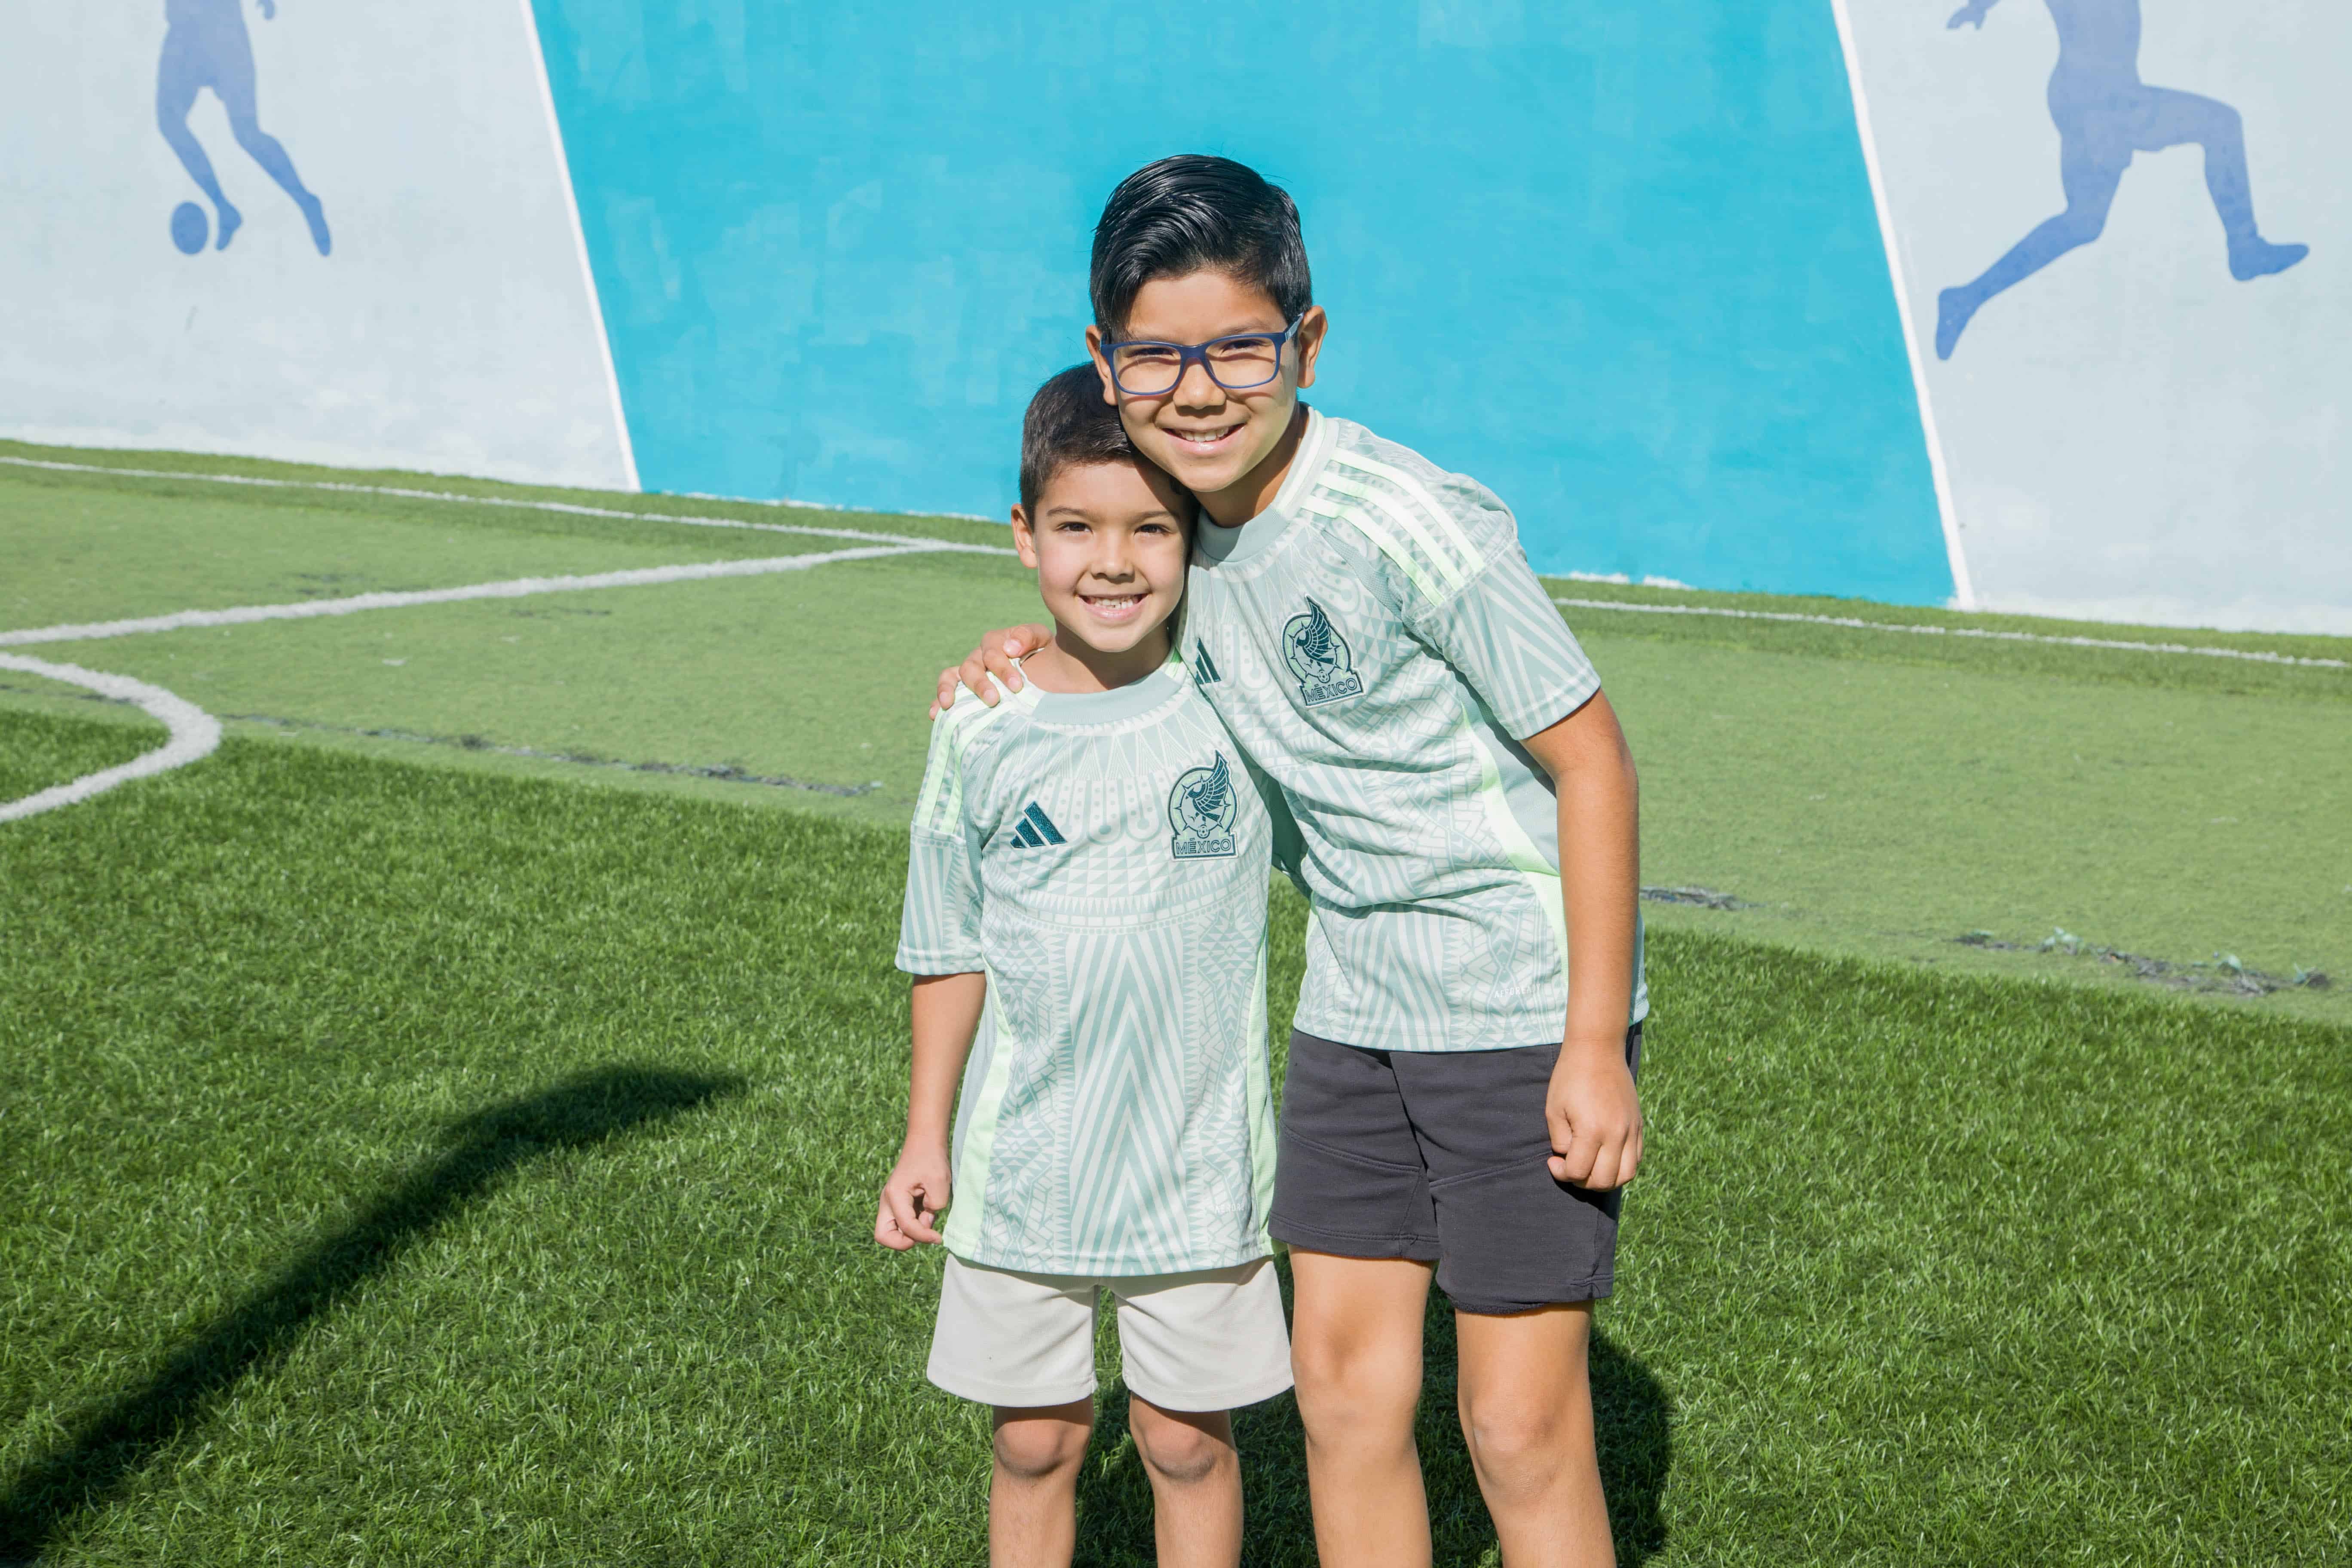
xmin=0 ymin=0 xmax=630 ymax=490
xmin=1842 ymin=0 xmax=2348 ymax=633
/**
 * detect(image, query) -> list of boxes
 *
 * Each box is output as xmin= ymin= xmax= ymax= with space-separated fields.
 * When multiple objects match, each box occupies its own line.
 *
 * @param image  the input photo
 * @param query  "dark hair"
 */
xmin=1089 ymin=155 xmax=1312 ymax=337
xmin=1019 ymin=364 xmax=1156 ymax=516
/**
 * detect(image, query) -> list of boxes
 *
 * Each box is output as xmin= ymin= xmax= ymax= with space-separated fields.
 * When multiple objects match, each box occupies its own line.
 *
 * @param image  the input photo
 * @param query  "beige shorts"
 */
xmin=928 ymin=1254 xmax=1293 ymax=1413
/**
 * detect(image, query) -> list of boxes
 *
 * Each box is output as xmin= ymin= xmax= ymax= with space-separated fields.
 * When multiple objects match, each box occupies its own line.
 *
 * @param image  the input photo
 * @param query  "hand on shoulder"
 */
xmin=929 ymin=625 xmax=1056 ymax=718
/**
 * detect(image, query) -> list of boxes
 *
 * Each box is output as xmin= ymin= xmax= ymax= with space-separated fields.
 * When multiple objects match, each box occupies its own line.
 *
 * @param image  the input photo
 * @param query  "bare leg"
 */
xmin=212 ymin=44 xmax=330 ymax=255
xmin=155 ymin=48 xmax=242 ymax=246
xmin=1455 ymin=1304 xmax=1613 ymax=1568
xmin=1288 ymin=1251 xmax=1435 ymax=1568
xmin=1127 ymin=1397 xmax=1243 ymax=1568
xmin=989 ymin=1400 xmax=1092 ymax=1568
xmin=1938 ymin=134 xmax=2121 ymax=358
xmin=2132 ymin=87 xmax=2306 ymax=279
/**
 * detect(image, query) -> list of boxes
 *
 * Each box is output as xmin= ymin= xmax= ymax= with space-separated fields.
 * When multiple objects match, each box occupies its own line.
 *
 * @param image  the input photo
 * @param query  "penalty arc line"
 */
xmin=0 ymin=540 xmax=992 ymax=820
xmin=0 ymin=655 xmax=222 ymax=823
xmin=1552 ymin=597 xmax=2350 ymax=671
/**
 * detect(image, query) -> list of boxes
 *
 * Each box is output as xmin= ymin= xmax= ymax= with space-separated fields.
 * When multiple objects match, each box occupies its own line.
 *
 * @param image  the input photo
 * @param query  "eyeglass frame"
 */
xmin=1095 ymin=315 xmax=1308 ymax=397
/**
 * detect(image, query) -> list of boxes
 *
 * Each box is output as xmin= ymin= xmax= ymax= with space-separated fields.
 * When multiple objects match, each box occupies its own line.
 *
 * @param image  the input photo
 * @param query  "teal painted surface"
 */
xmin=531 ymin=0 xmax=1953 ymax=601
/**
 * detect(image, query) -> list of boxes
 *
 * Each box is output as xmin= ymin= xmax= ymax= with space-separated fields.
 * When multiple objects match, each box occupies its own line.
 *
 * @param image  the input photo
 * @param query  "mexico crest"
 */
xmin=1281 ymin=598 xmax=1363 ymax=706
xmin=1168 ymin=753 xmax=1240 ymax=859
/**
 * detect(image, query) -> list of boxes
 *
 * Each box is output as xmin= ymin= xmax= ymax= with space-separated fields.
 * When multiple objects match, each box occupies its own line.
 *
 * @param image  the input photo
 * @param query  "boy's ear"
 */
xmin=1010 ymin=503 xmax=1041 ymax=569
xmin=1084 ymin=325 xmax=1118 ymax=406
xmin=1294 ymin=305 xmax=1328 ymax=392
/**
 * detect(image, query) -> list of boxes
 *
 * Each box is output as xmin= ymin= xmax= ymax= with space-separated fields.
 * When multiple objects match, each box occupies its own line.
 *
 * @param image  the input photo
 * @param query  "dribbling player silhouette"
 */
xmin=157 ymin=0 xmax=331 ymax=255
xmin=1936 ymin=0 xmax=2304 ymax=358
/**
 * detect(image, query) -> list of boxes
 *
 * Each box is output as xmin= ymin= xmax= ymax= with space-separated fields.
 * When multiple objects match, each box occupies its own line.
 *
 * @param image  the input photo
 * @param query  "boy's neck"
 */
xmin=1198 ymin=403 xmax=1310 ymax=530
xmin=1018 ymin=625 xmax=1173 ymax=695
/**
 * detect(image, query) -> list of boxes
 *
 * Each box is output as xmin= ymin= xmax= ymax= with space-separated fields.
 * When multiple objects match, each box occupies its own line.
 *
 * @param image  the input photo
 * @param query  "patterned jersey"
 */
xmin=1184 ymin=407 xmax=1648 ymax=1053
xmin=897 ymin=659 xmax=1292 ymax=1276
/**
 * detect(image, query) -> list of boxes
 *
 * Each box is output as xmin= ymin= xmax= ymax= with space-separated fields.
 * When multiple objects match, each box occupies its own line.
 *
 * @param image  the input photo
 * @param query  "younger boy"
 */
xmin=943 ymin=158 xmax=1646 ymax=1568
xmin=876 ymin=365 xmax=1295 ymax=1568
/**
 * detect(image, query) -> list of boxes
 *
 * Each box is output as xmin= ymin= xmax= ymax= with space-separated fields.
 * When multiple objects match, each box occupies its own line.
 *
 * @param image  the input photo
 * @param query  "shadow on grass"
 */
xmin=1075 ymin=1258 xmax=1672 ymax=1566
xmin=0 ymin=1064 xmax=742 ymax=1564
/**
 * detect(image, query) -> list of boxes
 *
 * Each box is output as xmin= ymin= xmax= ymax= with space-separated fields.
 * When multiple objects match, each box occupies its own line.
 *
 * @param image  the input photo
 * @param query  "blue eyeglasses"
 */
xmin=1098 ymin=317 xmax=1305 ymax=398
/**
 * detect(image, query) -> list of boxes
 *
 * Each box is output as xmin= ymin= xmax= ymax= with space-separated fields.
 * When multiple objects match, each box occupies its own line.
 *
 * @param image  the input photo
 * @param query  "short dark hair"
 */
xmin=1090 ymin=155 xmax=1312 ymax=338
xmin=1019 ymin=364 xmax=1154 ymax=516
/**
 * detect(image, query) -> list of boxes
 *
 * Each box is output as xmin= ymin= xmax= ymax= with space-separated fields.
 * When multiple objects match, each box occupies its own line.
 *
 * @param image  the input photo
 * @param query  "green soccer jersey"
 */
xmin=897 ymin=660 xmax=1291 ymax=1276
xmin=1184 ymin=407 xmax=1648 ymax=1053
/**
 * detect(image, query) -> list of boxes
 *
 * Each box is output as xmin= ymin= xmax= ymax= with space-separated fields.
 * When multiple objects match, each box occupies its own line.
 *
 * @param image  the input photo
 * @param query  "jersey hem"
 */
xmin=947 ymin=1240 xmax=1275 ymax=1278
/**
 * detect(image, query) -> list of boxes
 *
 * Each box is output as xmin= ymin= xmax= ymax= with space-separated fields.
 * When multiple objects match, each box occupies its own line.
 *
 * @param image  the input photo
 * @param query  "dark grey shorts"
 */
xmin=1268 ymin=1026 xmax=1643 ymax=1315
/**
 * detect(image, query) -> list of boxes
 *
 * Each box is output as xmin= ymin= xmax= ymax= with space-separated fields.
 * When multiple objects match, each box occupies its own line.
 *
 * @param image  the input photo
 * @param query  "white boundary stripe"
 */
xmin=1828 ymin=0 xmax=1976 ymax=610
xmin=516 ymin=0 xmax=640 ymax=492
xmin=0 ymin=655 xmax=222 ymax=822
xmin=0 ymin=454 xmax=1017 ymax=553
xmin=0 ymin=546 xmax=959 ymax=649
xmin=1552 ymin=596 xmax=2350 ymax=669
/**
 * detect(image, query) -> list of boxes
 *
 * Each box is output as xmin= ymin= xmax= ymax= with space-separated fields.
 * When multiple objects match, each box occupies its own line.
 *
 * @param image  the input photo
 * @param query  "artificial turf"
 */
xmin=4 ymin=710 xmax=2347 ymax=1565
xmin=8 ymin=440 xmax=2346 ymax=1022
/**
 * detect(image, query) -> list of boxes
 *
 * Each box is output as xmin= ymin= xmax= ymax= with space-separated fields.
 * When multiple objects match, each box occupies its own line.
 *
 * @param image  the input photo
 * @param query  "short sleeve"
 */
xmin=1416 ymin=521 xmax=1602 ymax=741
xmin=1311 ymin=434 xmax=1601 ymax=740
xmin=896 ymin=706 xmax=985 ymax=974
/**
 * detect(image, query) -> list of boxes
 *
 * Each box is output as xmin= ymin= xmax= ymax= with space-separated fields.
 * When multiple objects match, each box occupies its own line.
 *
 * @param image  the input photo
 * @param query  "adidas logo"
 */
xmin=1192 ymin=640 xmax=1222 ymax=683
xmin=1009 ymin=802 xmax=1066 ymax=848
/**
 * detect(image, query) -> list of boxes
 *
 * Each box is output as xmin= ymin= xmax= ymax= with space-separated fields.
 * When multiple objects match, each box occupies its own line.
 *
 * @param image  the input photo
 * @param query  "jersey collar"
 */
xmin=1011 ymin=654 xmax=1187 ymax=726
xmin=1191 ymin=405 xmax=1336 ymax=570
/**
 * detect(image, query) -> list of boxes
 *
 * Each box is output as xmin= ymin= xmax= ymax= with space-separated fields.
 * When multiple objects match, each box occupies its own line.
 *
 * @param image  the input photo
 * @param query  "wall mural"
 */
xmin=1933 ymin=0 xmax=2305 ymax=359
xmin=158 ymin=0 xmax=331 ymax=257
xmin=1839 ymin=0 xmax=2345 ymax=632
xmin=3 ymin=1 xmax=2341 ymax=629
xmin=1 ymin=0 xmax=628 ymax=487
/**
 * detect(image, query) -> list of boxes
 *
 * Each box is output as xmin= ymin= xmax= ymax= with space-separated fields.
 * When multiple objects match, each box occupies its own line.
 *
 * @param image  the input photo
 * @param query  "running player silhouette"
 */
xmin=1936 ymin=0 xmax=2304 ymax=358
xmin=156 ymin=0 xmax=331 ymax=255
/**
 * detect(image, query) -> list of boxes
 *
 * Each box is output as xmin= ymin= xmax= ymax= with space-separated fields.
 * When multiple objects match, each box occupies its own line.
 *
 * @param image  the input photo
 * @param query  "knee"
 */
xmin=2053 ymin=205 xmax=2109 ymax=246
xmin=1458 ymin=1393 xmax=1577 ymax=1496
xmin=992 ymin=1416 xmax=1089 ymax=1483
xmin=1130 ymin=1409 xmax=1232 ymax=1487
xmin=1291 ymin=1330 xmax=1421 ymax=1439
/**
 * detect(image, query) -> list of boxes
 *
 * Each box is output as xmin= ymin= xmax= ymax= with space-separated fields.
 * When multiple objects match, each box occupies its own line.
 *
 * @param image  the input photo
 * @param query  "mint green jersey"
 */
xmin=1185 ymin=407 xmax=1648 ymax=1053
xmin=897 ymin=661 xmax=1290 ymax=1276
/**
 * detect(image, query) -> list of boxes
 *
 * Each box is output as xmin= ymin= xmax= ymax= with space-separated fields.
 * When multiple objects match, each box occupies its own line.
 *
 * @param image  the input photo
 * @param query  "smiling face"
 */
xmin=1087 ymin=271 xmax=1326 ymax=530
xmin=1011 ymin=455 xmax=1193 ymax=684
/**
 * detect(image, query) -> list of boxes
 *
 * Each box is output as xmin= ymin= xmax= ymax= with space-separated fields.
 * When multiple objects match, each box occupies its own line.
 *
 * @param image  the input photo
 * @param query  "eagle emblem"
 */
xmin=1168 ymin=753 xmax=1240 ymax=859
xmin=1280 ymin=598 xmax=1363 ymax=706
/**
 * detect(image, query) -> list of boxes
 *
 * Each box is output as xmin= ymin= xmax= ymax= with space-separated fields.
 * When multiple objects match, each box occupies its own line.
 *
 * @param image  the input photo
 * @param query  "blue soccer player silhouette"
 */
xmin=156 ymin=0 xmax=331 ymax=255
xmin=1936 ymin=0 xmax=2305 ymax=358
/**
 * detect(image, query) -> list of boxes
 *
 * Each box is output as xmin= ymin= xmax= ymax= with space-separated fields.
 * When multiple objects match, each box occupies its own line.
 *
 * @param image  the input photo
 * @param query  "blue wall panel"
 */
xmin=533 ymin=0 xmax=1953 ymax=601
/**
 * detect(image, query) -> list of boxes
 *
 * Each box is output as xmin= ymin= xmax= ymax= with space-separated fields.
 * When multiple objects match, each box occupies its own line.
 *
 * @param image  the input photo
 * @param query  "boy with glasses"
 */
xmin=938 ymin=156 xmax=1645 ymax=1568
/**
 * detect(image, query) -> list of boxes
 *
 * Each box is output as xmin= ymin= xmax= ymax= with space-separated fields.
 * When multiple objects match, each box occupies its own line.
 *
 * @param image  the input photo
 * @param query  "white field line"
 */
xmin=1553 ymin=597 xmax=2350 ymax=670
xmin=0 ymin=454 xmax=1015 ymax=551
xmin=0 ymin=654 xmax=222 ymax=822
xmin=0 ymin=545 xmax=965 ymax=648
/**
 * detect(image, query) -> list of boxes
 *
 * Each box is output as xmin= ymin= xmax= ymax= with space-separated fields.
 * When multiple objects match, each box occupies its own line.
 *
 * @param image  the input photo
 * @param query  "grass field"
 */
xmin=5 ymin=441 xmax=2350 ymax=1564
